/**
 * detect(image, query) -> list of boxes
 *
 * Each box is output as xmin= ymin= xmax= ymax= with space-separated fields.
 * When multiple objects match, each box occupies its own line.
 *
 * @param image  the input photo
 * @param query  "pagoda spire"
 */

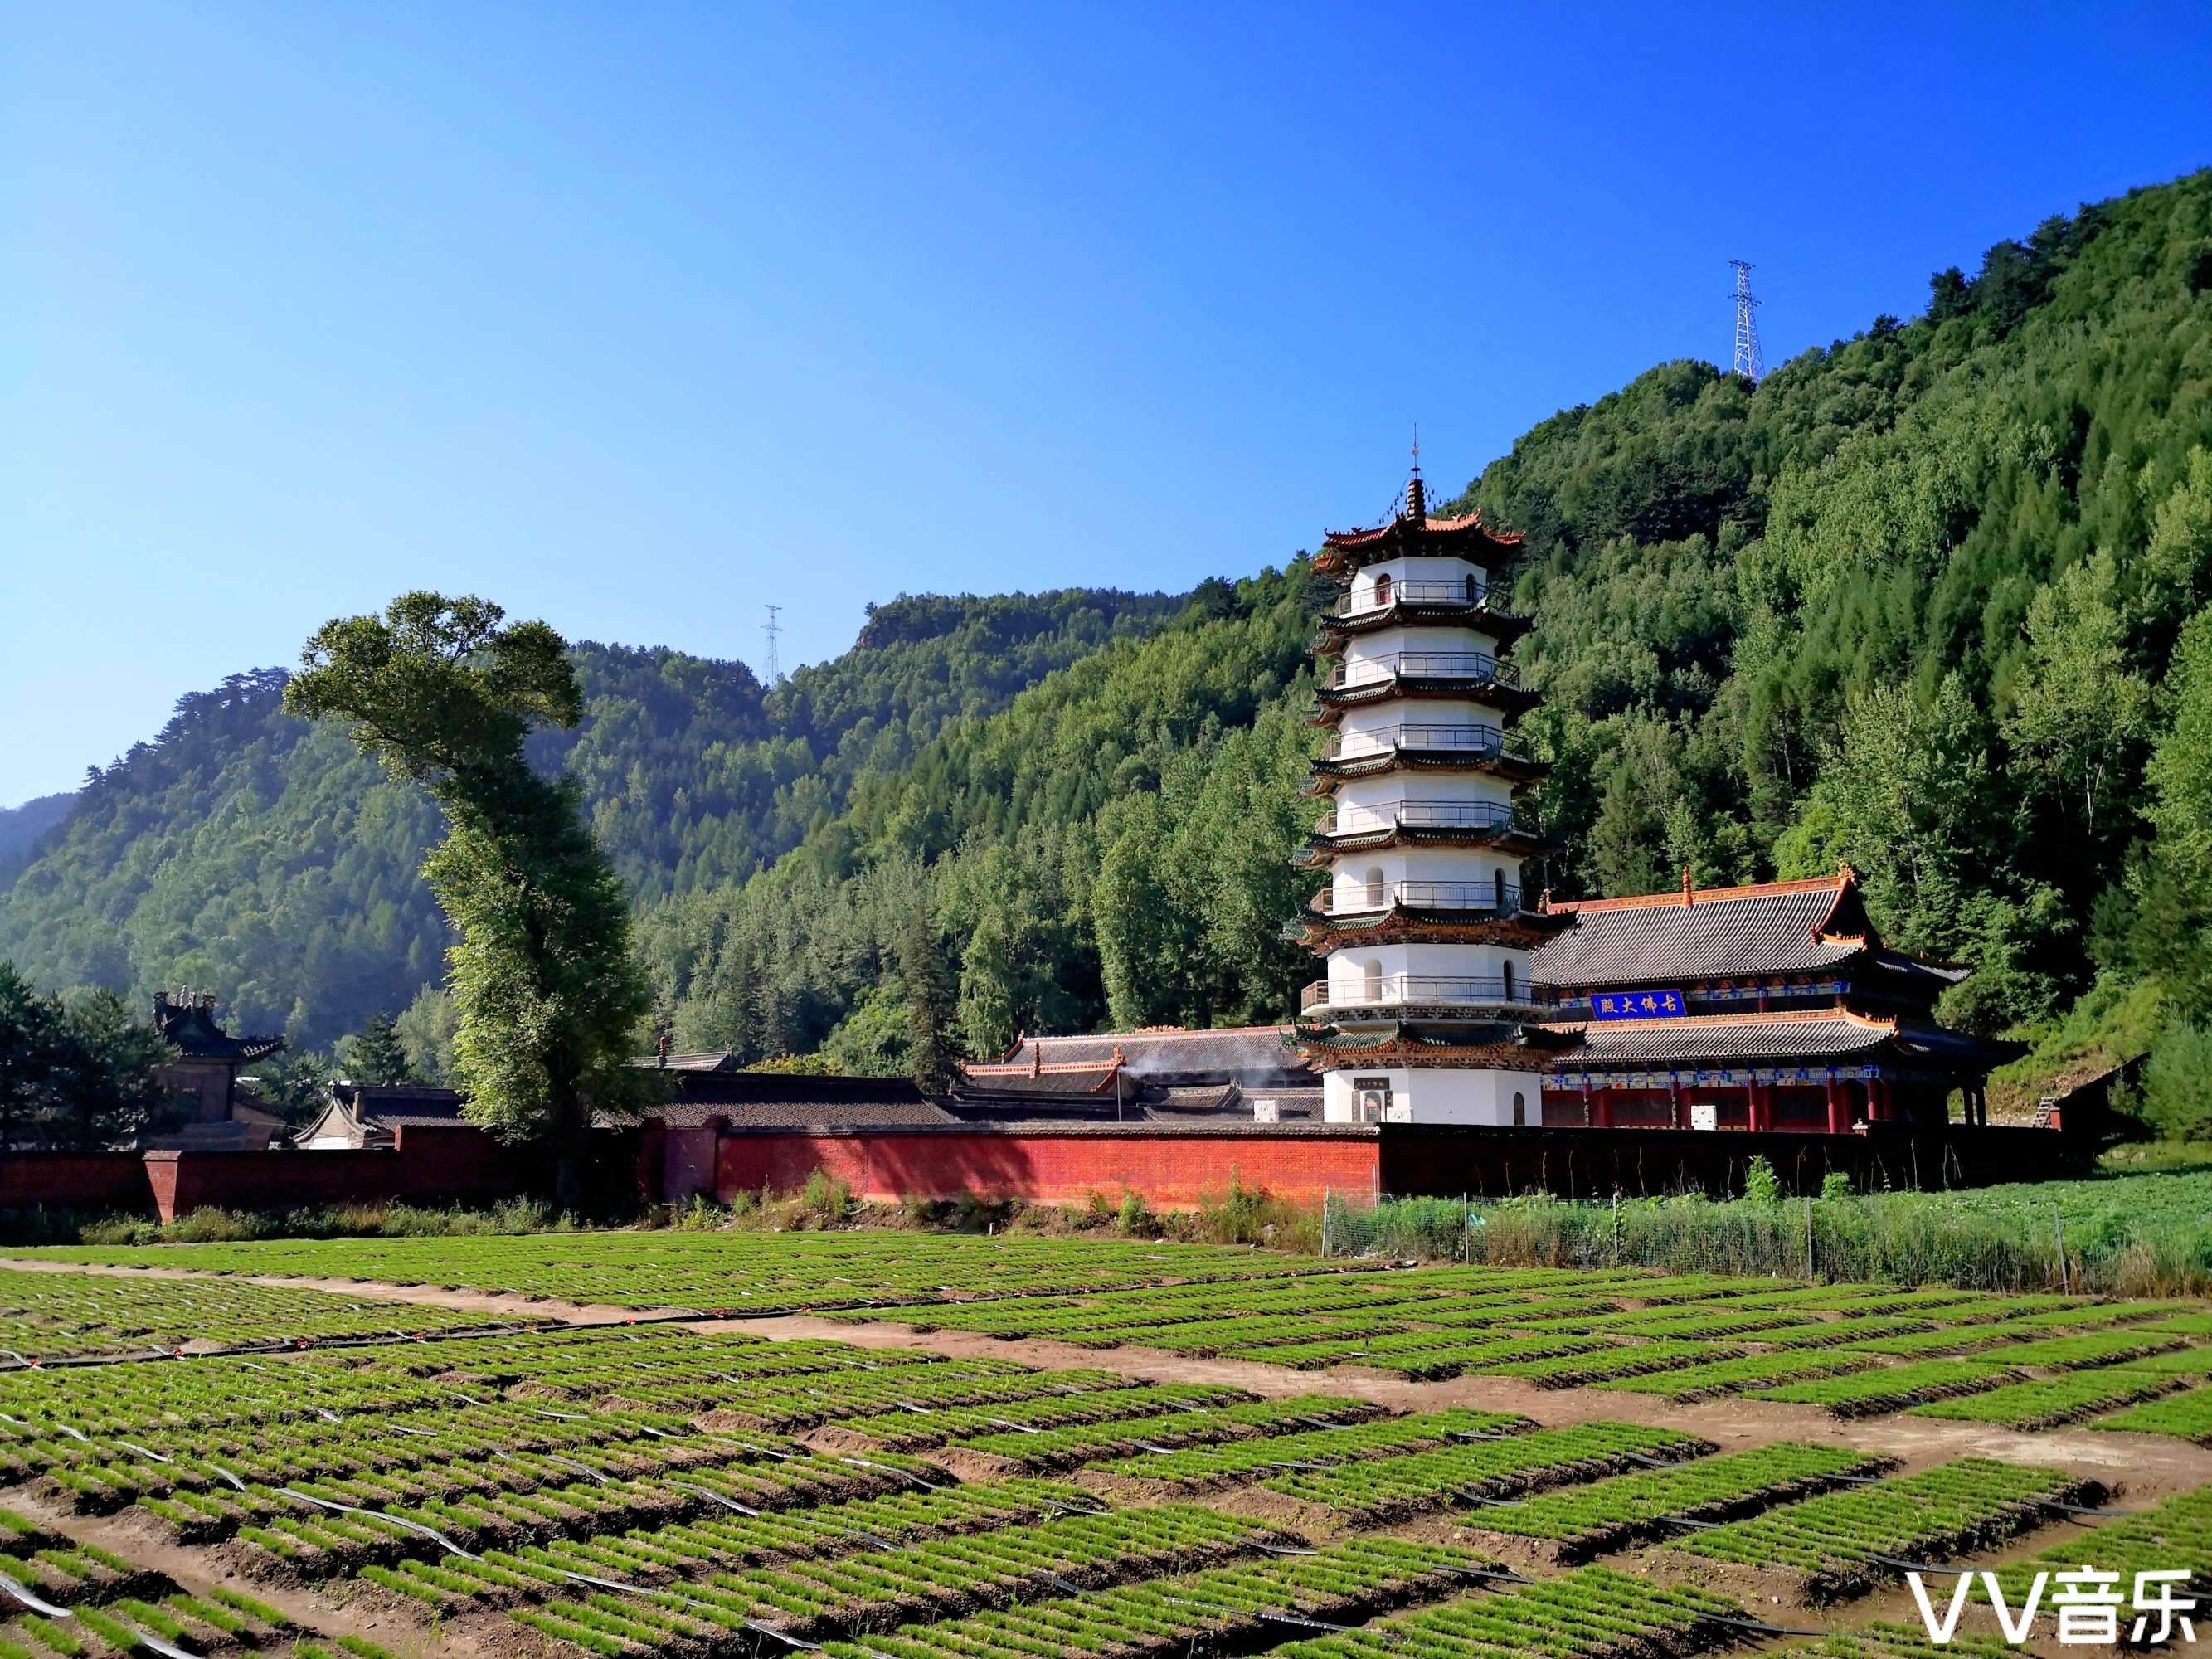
xmin=1406 ymin=431 xmax=1426 ymax=523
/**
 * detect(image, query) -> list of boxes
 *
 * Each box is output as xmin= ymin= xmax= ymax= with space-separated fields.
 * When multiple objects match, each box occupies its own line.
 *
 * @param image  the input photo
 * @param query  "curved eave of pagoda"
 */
xmin=1290 ymin=912 xmax=1569 ymax=953
xmin=1313 ymin=516 xmax=1526 ymax=577
xmin=1291 ymin=1020 xmax=1544 ymax=1067
xmin=1297 ymin=823 xmax=1556 ymax=861
xmin=1302 ymin=749 xmax=1550 ymax=797
xmin=1307 ymin=676 xmax=1542 ymax=722
xmin=1313 ymin=601 xmax=1534 ymax=650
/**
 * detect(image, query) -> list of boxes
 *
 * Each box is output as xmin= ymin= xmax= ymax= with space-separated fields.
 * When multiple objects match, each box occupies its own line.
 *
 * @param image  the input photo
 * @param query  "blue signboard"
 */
xmin=1590 ymin=989 xmax=1685 ymax=1019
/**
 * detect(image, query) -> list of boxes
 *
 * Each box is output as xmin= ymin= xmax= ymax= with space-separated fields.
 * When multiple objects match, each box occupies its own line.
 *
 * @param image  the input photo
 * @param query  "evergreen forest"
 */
xmin=6 ymin=168 xmax=2212 ymax=1124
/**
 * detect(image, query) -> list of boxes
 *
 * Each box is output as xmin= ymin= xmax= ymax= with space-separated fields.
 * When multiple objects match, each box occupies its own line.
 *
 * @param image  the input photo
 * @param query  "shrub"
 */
xmin=795 ymin=1167 xmax=855 ymax=1227
xmin=1743 ymin=1155 xmax=1784 ymax=1206
xmin=1116 ymin=1188 xmax=1151 ymax=1236
xmin=1821 ymin=1171 xmax=1855 ymax=1199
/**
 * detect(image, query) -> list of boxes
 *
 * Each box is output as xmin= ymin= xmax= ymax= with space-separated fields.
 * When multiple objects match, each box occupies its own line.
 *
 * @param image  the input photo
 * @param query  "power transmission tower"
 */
xmin=762 ymin=604 xmax=783 ymax=684
xmin=1728 ymin=259 xmax=1764 ymax=384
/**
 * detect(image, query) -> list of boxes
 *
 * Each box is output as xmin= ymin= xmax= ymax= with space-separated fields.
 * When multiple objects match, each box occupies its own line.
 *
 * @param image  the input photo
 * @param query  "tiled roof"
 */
xmin=655 ymin=1098 xmax=960 ymax=1130
xmin=969 ymin=1027 xmax=1315 ymax=1084
xmin=629 ymin=1050 xmax=741 ymax=1073
xmin=152 ymin=999 xmax=285 ymax=1063
xmin=1548 ymin=1010 xmax=1895 ymax=1064
xmin=1542 ymin=1010 xmax=2024 ymax=1070
xmin=1534 ymin=875 xmax=1869 ymax=987
xmin=328 ymin=1084 xmax=469 ymax=1125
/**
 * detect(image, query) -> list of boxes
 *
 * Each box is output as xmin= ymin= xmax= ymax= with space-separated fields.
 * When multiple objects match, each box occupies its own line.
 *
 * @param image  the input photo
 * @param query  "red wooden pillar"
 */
xmin=1825 ymin=1077 xmax=1845 ymax=1135
xmin=1592 ymin=1088 xmax=1613 ymax=1130
xmin=1670 ymin=1082 xmax=1686 ymax=1131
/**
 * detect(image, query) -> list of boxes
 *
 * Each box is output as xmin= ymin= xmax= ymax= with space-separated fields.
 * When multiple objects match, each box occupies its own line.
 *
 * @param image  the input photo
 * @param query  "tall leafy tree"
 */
xmin=284 ymin=594 xmax=654 ymax=1204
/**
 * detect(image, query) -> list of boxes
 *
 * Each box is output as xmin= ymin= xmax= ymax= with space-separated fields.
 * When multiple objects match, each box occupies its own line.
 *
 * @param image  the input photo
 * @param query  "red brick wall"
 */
xmin=713 ymin=1128 xmax=1381 ymax=1210
xmin=0 ymin=1153 xmax=153 ymax=1214
xmin=146 ymin=1126 xmax=532 ymax=1221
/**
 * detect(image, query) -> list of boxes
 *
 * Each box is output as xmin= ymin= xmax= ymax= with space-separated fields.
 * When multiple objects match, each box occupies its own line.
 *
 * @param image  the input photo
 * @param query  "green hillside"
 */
xmin=0 ymin=590 xmax=1182 ymax=1047
xmin=8 ymin=169 xmax=2211 ymax=1117
xmin=647 ymin=169 xmax=2212 ymax=1106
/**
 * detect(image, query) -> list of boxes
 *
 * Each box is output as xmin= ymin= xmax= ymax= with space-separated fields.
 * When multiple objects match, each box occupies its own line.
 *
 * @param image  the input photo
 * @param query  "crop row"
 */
xmin=0 ymin=1267 xmax=494 ymax=1360
xmin=22 ymin=1233 xmax=1354 ymax=1312
xmin=2095 ymin=1381 xmax=2212 ymax=1443
xmin=1680 ymin=1457 xmax=2093 ymax=1598
xmin=1911 ymin=1368 xmax=2185 ymax=1429
xmin=377 ymin=1500 xmax=1271 ymax=1647
xmin=827 ymin=1381 xmax=1245 ymax=1450
xmin=1456 ymin=1443 xmax=1891 ymax=1558
xmin=1747 ymin=1359 xmax=2024 ymax=1416
xmin=1592 ymin=1348 xmax=1884 ymax=1399
xmin=943 ymin=1394 xmax=1378 ymax=1470
xmin=1261 ymin=1421 xmax=1709 ymax=1520
xmin=1084 ymin=1407 xmax=1532 ymax=1487
xmin=1979 ymin=1481 xmax=2212 ymax=1598
xmin=1271 ymin=1563 xmax=1748 ymax=1659
xmin=0 ymin=1500 xmax=392 ymax=1659
xmin=806 ymin=1535 xmax=1495 ymax=1659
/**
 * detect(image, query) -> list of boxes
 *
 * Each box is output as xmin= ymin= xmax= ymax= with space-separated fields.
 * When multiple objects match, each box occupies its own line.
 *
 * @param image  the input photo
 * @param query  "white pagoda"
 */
xmin=1290 ymin=466 xmax=1564 ymax=1124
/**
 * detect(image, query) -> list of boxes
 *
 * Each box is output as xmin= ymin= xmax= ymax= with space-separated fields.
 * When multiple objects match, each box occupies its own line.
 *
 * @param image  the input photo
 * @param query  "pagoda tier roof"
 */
xmin=1534 ymin=1008 xmax=2025 ymax=1073
xmin=1289 ymin=907 xmax=1573 ymax=952
xmin=1296 ymin=821 xmax=1555 ymax=861
xmin=1315 ymin=510 xmax=1526 ymax=577
xmin=1290 ymin=1021 xmax=1542 ymax=1067
xmin=1530 ymin=865 xmax=1970 ymax=991
xmin=1306 ymin=675 xmax=1541 ymax=722
xmin=1314 ymin=598 xmax=1534 ymax=649
xmin=150 ymin=995 xmax=285 ymax=1064
xmin=1303 ymin=746 xmax=1548 ymax=795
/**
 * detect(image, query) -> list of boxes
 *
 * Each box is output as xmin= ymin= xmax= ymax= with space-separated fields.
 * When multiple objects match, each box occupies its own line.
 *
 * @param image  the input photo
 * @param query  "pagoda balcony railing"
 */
xmin=1333 ymin=722 xmax=1508 ymax=760
xmin=1317 ymin=799 xmax=1518 ymax=836
xmin=1301 ymin=975 xmax=1552 ymax=1014
xmin=1334 ymin=580 xmax=1519 ymax=618
xmin=1329 ymin=651 xmax=1520 ymax=690
xmin=1315 ymin=880 xmax=1524 ymax=915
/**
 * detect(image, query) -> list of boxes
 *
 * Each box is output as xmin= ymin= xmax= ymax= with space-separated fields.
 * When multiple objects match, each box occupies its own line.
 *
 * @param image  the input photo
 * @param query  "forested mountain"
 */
xmin=645 ymin=168 xmax=2212 ymax=1106
xmin=0 ymin=794 xmax=77 ymax=884
xmin=7 ymin=169 xmax=2210 ymax=1113
xmin=0 ymin=590 xmax=1182 ymax=1047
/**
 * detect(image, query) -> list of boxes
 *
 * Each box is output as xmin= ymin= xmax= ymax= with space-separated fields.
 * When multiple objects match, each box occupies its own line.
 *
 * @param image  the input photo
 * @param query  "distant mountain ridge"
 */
xmin=0 ymin=589 xmax=1184 ymax=1046
xmin=0 ymin=792 xmax=78 ymax=883
xmin=6 ymin=168 xmax=2210 ymax=1114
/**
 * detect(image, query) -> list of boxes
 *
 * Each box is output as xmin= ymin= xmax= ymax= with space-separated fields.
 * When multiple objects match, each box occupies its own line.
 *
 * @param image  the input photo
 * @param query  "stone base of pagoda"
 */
xmin=1321 ymin=1065 xmax=1545 ymax=1126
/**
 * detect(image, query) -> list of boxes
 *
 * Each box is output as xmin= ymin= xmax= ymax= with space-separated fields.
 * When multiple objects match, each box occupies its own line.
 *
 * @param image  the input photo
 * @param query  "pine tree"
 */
xmin=902 ymin=901 xmax=957 ymax=1092
xmin=341 ymin=1010 xmax=413 ymax=1085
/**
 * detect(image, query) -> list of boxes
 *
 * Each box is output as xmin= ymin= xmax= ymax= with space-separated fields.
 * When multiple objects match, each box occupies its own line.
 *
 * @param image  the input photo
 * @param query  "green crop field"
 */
xmin=0 ymin=1238 xmax=2196 ymax=1657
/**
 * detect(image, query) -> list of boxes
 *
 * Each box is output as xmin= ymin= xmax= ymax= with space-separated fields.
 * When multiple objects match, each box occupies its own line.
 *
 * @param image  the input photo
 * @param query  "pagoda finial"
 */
xmin=1406 ymin=427 xmax=1426 ymax=523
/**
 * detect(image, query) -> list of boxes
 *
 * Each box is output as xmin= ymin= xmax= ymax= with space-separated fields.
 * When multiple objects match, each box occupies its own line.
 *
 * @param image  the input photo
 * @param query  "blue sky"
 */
xmin=3 ymin=2 xmax=2206 ymax=805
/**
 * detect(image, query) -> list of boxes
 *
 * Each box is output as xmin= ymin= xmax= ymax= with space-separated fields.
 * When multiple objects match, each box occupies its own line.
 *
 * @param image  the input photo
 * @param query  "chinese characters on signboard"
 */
xmin=1589 ymin=989 xmax=1685 ymax=1019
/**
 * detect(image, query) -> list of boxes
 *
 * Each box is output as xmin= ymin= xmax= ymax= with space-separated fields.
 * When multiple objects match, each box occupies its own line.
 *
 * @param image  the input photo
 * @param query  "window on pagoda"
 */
xmin=1364 ymin=867 xmax=1385 ymax=908
xmin=1373 ymin=573 xmax=1393 ymax=606
xmin=1465 ymin=573 xmax=1480 ymax=604
xmin=1491 ymin=868 xmax=1506 ymax=911
xmin=1512 ymin=1091 xmax=1527 ymax=1126
xmin=1362 ymin=958 xmax=1383 ymax=1001
xmin=1501 ymin=959 xmax=1516 ymax=1000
